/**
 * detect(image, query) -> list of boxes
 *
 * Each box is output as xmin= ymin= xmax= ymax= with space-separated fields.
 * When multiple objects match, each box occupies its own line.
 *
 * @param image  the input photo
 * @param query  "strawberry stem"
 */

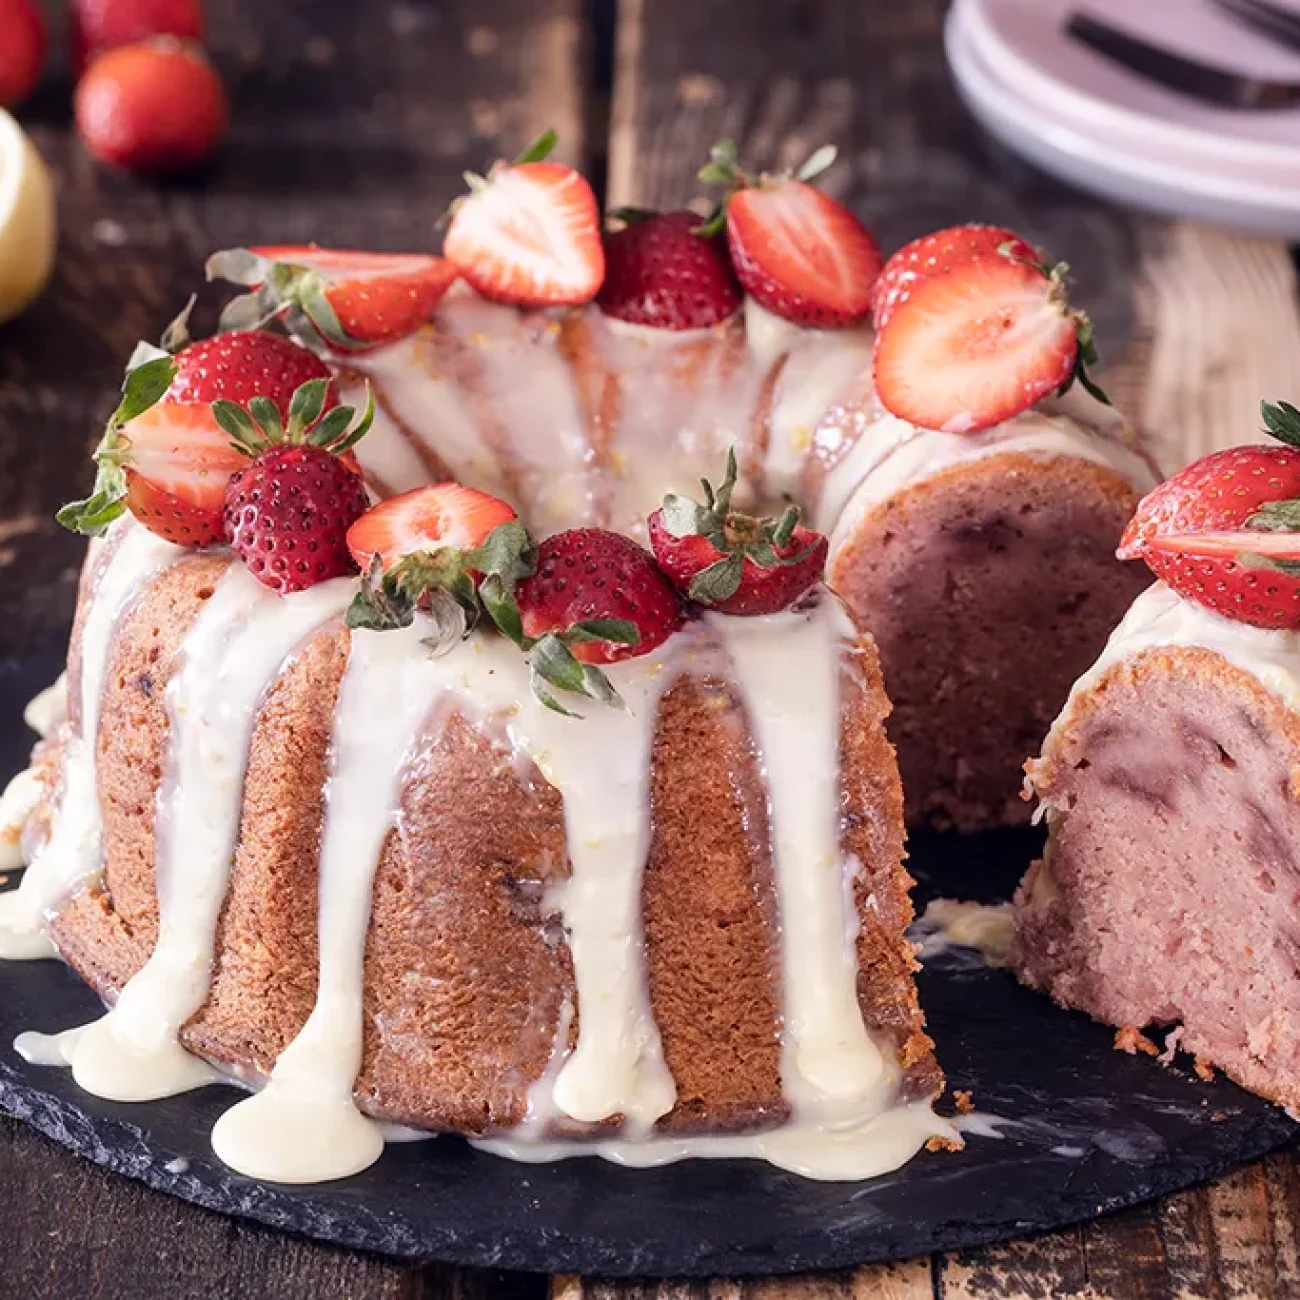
xmin=1263 ymin=399 xmax=1300 ymax=449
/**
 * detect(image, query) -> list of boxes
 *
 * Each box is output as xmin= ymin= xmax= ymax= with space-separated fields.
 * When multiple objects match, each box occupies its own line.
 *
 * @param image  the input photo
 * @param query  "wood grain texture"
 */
xmin=0 ymin=0 xmax=589 ymax=660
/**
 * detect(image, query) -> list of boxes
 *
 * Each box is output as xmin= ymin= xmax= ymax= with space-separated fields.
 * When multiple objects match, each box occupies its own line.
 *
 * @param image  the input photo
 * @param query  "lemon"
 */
xmin=0 ymin=108 xmax=55 ymax=326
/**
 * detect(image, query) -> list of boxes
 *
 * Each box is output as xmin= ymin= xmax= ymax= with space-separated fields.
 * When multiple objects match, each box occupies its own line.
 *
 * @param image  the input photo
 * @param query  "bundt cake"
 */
xmin=0 ymin=136 xmax=1164 ymax=1184
xmin=1013 ymin=405 xmax=1300 ymax=1115
xmin=328 ymin=291 xmax=1156 ymax=830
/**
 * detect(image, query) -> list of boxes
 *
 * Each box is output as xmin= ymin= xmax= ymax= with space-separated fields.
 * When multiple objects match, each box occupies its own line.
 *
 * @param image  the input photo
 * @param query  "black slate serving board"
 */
xmin=0 ymin=645 xmax=1295 ymax=1278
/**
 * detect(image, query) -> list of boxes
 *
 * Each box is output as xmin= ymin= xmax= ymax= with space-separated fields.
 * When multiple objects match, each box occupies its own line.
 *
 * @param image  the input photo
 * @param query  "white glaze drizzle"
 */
xmin=0 ymin=524 xmax=182 ymax=958
xmin=711 ymin=600 xmax=888 ymax=1115
xmin=213 ymin=618 xmax=690 ymax=1181
xmin=1064 ymin=581 xmax=1300 ymax=713
xmin=17 ymin=567 xmax=353 ymax=1101
xmin=819 ymin=402 xmax=1160 ymax=556
xmin=23 ymin=672 xmax=66 ymax=738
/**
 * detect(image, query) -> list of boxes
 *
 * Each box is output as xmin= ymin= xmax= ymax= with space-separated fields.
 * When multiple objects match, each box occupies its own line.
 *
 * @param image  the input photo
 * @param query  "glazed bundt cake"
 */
xmin=0 ymin=137 xmax=1163 ymax=1183
xmin=1013 ymin=406 xmax=1300 ymax=1115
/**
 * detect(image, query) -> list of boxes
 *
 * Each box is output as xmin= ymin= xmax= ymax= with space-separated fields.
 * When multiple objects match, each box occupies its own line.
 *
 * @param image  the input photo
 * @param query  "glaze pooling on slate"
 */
xmin=0 ymin=651 xmax=1293 ymax=1279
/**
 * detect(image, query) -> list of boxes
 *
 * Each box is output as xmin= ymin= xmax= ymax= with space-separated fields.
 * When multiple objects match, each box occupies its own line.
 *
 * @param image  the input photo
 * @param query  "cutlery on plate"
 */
xmin=1212 ymin=0 xmax=1300 ymax=54
xmin=1066 ymin=12 xmax=1300 ymax=108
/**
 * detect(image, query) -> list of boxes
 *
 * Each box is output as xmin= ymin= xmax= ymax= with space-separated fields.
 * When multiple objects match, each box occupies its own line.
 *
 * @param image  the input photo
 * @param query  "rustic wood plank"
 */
xmin=0 ymin=0 xmax=589 ymax=660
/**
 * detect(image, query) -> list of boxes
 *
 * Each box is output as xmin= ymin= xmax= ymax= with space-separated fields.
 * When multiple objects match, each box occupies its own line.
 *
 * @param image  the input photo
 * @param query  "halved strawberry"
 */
xmin=208 ymin=245 xmax=459 ymax=350
xmin=347 ymin=483 xmax=518 ymax=574
xmin=647 ymin=449 xmax=828 ymax=615
xmin=872 ymin=251 xmax=1102 ymax=434
xmin=443 ymin=132 xmax=604 ymax=308
xmin=596 ymin=210 xmax=742 ymax=330
xmin=1117 ymin=404 xmax=1300 ymax=628
xmin=872 ymin=224 xmax=1038 ymax=330
xmin=120 ymin=403 xmax=249 ymax=544
xmin=698 ymin=140 xmax=881 ymax=328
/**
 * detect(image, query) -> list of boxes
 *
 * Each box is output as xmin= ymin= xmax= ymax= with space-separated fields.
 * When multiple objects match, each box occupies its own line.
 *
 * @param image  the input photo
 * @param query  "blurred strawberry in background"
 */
xmin=71 ymin=0 xmax=204 ymax=76
xmin=0 ymin=0 xmax=46 ymax=108
xmin=75 ymin=38 xmax=227 ymax=173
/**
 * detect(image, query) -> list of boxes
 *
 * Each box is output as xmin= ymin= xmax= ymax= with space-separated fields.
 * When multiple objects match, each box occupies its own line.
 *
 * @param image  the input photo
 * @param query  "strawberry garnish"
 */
xmin=595 ymin=210 xmax=742 ymax=330
xmin=216 ymin=377 xmax=376 ymax=594
xmin=1117 ymin=401 xmax=1300 ymax=629
xmin=872 ymin=224 xmax=1038 ymax=330
xmin=648 ymin=449 xmax=828 ymax=615
xmin=206 ymin=245 xmax=460 ymax=350
xmin=75 ymin=38 xmax=227 ymax=175
xmin=442 ymin=130 xmax=603 ymax=308
xmin=872 ymin=245 xmax=1107 ymax=434
xmin=345 ymin=484 xmax=529 ymax=649
xmin=347 ymin=483 xmax=518 ymax=574
xmin=59 ymin=329 xmax=338 ymax=545
xmin=696 ymin=140 xmax=881 ymax=328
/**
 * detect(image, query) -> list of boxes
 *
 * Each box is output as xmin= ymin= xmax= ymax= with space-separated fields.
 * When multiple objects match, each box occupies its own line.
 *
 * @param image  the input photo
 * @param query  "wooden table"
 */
xmin=3 ymin=1 xmax=1300 ymax=1295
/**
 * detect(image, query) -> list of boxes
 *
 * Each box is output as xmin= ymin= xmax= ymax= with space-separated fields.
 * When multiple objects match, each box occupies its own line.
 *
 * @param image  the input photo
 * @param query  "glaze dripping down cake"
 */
xmin=0 ymin=136 xmax=1163 ymax=1183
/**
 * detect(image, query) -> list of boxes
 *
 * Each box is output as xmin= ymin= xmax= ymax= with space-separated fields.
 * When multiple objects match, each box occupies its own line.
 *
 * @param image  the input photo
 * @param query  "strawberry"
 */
xmin=872 ymin=224 xmax=1038 ymax=330
xmin=515 ymin=529 xmax=682 ymax=667
xmin=0 ymin=0 xmax=45 ymax=108
xmin=206 ymin=245 xmax=460 ymax=350
xmin=647 ymin=450 xmax=828 ymax=615
xmin=595 ymin=210 xmax=742 ymax=330
xmin=1117 ymin=401 xmax=1300 ymax=629
xmin=75 ymin=38 xmax=226 ymax=174
xmin=60 ymin=331 xmax=342 ymax=546
xmin=442 ymin=130 xmax=603 ymax=308
xmin=346 ymin=483 xmax=517 ymax=575
xmin=216 ymin=377 xmax=376 ymax=593
xmin=697 ymin=140 xmax=881 ymax=328
xmin=71 ymin=0 xmax=202 ymax=76
xmin=117 ymin=402 xmax=248 ymax=544
xmin=872 ymin=247 xmax=1106 ymax=434
xmin=224 ymin=447 xmax=370 ymax=594
xmin=167 ymin=329 xmax=337 ymax=413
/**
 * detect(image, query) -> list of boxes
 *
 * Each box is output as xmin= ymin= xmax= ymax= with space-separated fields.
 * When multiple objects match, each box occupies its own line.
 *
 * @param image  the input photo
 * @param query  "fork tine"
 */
xmin=1215 ymin=0 xmax=1300 ymax=52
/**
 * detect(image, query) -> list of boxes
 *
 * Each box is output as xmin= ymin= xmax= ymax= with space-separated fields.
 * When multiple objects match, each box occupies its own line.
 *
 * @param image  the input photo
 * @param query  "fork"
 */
xmin=1066 ymin=12 xmax=1300 ymax=109
xmin=1212 ymin=0 xmax=1300 ymax=54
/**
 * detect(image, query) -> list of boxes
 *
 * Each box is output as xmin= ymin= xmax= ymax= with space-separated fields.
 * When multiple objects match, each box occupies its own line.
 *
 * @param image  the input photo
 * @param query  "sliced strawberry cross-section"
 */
xmin=697 ymin=139 xmax=882 ymax=329
xmin=872 ymin=249 xmax=1103 ymax=435
xmin=443 ymin=130 xmax=604 ymax=308
xmin=871 ymin=224 xmax=1039 ymax=330
xmin=1118 ymin=402 xmax=1300 ymax=629
xmin=207 ymin=245 xmax=460 ymax=350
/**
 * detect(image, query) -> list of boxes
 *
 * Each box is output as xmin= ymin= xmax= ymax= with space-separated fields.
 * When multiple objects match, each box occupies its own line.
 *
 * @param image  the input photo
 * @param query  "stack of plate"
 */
xmin=946 ymin=0 xmax=1300 ymax=236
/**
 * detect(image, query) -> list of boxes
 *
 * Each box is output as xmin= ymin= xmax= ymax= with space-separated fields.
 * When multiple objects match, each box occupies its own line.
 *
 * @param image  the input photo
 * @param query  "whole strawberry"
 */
xmin=516 ymin=528 xmax=683 ymax=663
xmin=648 ymin=450 xmax=828 ymax=615
xmin=596 ymin=210 xmax=742 ymax=330
xmin=75 ymin=38 xmax=226 ymax=174
xmin=1118 ymin=401 xmax=1300 ymax=629
xmin=872 ymin=224 xmax=1038 ymax=330
xmin=698 ymin=140 xmax=882 ymax=328
xmin=71 ymin=0 xmax=203 ymax=75
xmin=215 ymin=377 xmax=375 ymax=594
xmin=0 ymin=0 xmax=45 ymax=108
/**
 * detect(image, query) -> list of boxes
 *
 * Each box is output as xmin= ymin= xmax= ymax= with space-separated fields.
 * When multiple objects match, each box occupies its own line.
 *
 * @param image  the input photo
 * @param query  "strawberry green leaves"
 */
xmin=211 ymin=379 xmax=375 ymax=457
xmin=57 ymin=353 xmax=179 ymax=535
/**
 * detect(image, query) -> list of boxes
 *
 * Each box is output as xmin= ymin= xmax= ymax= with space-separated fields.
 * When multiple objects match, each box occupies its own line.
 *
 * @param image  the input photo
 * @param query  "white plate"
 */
xmin=965 ymin=0 xmax=1300 ymax=165
xmin=946 ymin=0 xmax=1300 ymax=236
